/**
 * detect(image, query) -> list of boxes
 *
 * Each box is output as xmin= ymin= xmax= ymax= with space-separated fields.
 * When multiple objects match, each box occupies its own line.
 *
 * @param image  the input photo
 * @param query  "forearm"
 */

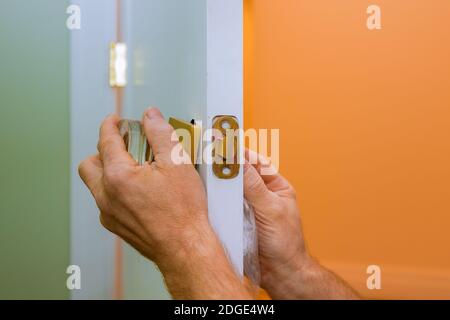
xmin=158 ymin=222 xmax=252 ymax=300
xmin=263 ymin=255 xmax=359 ymax=300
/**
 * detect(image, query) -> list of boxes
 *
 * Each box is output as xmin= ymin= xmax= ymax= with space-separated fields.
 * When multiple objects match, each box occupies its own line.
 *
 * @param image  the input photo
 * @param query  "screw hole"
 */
xmin=222 ymin=166 xmax=232 ymax=176
xmin=221 ymin=121 xmax=231 ymax=130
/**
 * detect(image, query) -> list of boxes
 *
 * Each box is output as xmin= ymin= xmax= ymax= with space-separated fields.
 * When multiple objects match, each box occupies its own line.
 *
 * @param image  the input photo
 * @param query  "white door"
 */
xmin=71 ymin=0 xmax=244 ymax=299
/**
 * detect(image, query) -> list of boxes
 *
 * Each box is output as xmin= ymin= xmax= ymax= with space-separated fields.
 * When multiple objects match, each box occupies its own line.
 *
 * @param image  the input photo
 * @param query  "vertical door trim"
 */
xmin=203 ymin=0 xmax=244 ymax=275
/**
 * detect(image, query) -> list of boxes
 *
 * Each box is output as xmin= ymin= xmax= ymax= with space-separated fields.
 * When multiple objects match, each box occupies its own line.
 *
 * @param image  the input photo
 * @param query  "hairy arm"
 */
xmin=263 ymin=255 xmax=358 ymax=300
xmin=161 ymin=223 xmax=252 ymax=300
xmin=79 ymin=108 xmax=251 ymax=300
xmin=244 ymin=150 xmax=359 ymax=300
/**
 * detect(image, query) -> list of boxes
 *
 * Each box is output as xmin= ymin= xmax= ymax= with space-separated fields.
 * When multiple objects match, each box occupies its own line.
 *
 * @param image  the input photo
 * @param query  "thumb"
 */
xmin=142 ymin=107 xmax=176 ymax=163
xmin=244 ymin=161 xmax=274 ymax=208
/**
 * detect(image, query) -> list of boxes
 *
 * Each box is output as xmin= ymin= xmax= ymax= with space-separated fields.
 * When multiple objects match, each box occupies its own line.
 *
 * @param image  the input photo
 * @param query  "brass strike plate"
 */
xmin=212 ymin=115 xmax=240 ymax=179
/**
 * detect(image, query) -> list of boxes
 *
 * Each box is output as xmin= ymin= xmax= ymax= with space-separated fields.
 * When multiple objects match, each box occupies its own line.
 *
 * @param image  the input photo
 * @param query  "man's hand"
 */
xmin=79 ymin=108 xmax=251 ymax=300
xmin=244 ymin=150 xmax=359 ymax=300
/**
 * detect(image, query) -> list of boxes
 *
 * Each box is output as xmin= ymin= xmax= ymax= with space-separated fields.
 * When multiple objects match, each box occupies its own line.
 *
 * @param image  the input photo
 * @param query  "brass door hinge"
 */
xmin=109 ymin=42 xmax=128 ymax=88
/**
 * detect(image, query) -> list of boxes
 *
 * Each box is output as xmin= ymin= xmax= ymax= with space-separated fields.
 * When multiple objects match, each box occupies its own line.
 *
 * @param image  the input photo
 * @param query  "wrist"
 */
xmin=263 ymin=253 xmax=358 ymax=300
xmin=262 ymin=251 xmax=318 ymax=299
xmin=157 ymin=218 xmax=251 ymax=299
xmin=156 ymin=216 xmax=218 ymax=274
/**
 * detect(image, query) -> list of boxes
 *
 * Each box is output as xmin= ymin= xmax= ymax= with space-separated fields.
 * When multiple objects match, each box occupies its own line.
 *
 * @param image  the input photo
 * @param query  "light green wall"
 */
xmin=0 ymin=0 xmax=70 ymax=299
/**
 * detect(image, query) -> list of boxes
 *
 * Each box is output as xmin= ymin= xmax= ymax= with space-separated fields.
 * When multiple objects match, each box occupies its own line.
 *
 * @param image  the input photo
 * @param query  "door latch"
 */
xmin=119 ymin=117 xmax=201 ymax=165
xmin=119 ymin=115 xmax=240 ymax=180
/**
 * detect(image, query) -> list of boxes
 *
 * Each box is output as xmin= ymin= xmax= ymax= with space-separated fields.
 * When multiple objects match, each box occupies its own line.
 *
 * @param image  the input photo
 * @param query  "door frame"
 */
xmin=202 ymin=0 xmax=244 ymax=276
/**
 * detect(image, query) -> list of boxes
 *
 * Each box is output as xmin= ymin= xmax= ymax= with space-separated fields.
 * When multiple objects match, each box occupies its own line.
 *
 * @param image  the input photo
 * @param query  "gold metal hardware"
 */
xmin=212 ymin=116 xmax=240 ymax=179
xmin=119 ymin=120 xmax=151 ymax=165
xmin=119 ymin=116 xmax=239 ymax=179
xmin=119 ymin=117 xmax=200 ymax=165
xmin=109 ymin=42 xmax=128 ymax=87
xmin=168 ymin=118 xmax=201 ymax=165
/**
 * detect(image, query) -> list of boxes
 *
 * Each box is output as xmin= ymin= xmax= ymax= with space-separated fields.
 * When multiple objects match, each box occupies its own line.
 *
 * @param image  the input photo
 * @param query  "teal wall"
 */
xmin=0 ymin=0 xmax=70 ymax=299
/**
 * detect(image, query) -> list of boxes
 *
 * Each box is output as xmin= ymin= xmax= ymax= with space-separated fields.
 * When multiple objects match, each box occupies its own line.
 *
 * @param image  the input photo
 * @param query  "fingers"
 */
xmin=98 ymin=114 xmax=135 ymax=168
xmin=79 ymin=155 xmax=103 ymax=198
xmin=142 ymin=107 xmax=177 ymax=163
xmin=245 ymin=149 xmax=292 ymax=193
xmin=244 ymin=161 xmax=275 ymax=207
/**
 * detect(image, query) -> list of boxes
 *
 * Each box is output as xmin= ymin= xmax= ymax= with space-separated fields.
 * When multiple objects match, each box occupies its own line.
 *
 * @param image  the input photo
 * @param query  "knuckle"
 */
xmin=99 ymin=214 xmax=109 ymax=228
xmin=77 ymin=160 xmax=86 ymax=177
xmin=284 ymin=182 xmax=298 ymax=200
xmin=100 ymin=137 xmax=115 ymax=152
xmin=104 ymin=167 xmax=129 ymax=188
xmin=288 ymin=188 xmax=297 ymax=200
xmin=99 ymin=214 xmax=115 ymax=233
xmin=247 ymin=176 xmax=266 ymax=195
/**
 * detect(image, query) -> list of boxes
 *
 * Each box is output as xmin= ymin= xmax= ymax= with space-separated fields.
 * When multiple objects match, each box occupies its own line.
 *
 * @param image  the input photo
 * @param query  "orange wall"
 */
xmin=244 ymin=0 xmax=450 ymax=299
